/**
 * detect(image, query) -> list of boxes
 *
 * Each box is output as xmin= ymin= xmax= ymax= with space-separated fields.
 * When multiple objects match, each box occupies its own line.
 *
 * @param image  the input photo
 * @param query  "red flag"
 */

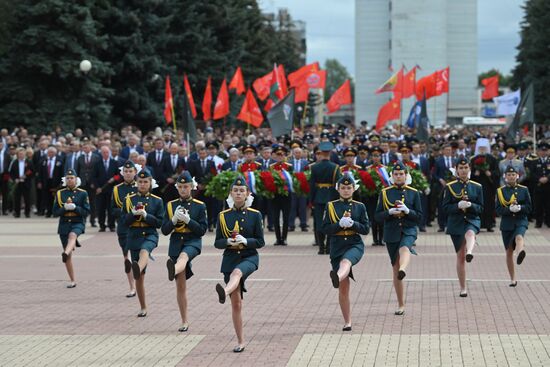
xmin=295 ymin=70 xmax=327 ymax=103
xmin=326 ymin=80 xmax=352 ymax=114
xmin=269 ymin=64 xmax=286 ymax=101
xmin=237 ymin=89 xmax=263 ymax=127
xmin=183 ymin=74 xmax=197 ymax=118
xmin=435 ymin=67 xmax=450 ymax=96
xmin=202 ymin=76 xmax=212 ymax=121
xmin=376 ymin=68 xmax=403 ymax=94
xmin=264 ymin=99 xmax=274 ymax=112
xmin=229 ymin=66 xmax=246 ymax=95
xmin=288 ymin=62 xmax=320 ymax=87
xmin=375 ymin=97 xmax=400 ymax=132
xmin=415 ymin=73 xmax=437 ymax=100
xmin=481 ymin=75 xmax=499 ymax=100
xmin=253 ymin=71 xmax=272 ymax=100
xmin=213 ymin=78 xmax=230 ymax=120
xmin=164 ymin=76 xmax=175 ymax=125
xmin=278 ymin=64 xmax=288 ymax=96
xmin=398 ymin=67 xmax=416 ymax=99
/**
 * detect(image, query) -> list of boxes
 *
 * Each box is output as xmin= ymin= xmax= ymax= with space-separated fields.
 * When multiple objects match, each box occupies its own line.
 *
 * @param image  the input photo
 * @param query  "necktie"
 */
xmin=172 ymin=157 xmax=176 ymax=170
xmin=104 ymin=160 xmax=109 ymax=172
xmin=86 ymin=154 xmax=89 ymax=165
xmin=71 ymin=155 xmax=75 ymax=169
xmin=296 ymin=160 xmax=300 ymax=172
xmin=48 ymin=159 xmax=52 ymax=179
xmin=157 ymin=152 xmax=161 ymax=164
xmin=201 ymin=160 xmax=205 ymax=172
xmin=232 ymin=162 xmax=236 ymax=171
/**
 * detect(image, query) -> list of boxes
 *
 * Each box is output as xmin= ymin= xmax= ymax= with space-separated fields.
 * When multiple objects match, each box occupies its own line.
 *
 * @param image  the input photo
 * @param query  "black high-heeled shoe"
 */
xmin=517 ymin=250 xmax=526 ymax=265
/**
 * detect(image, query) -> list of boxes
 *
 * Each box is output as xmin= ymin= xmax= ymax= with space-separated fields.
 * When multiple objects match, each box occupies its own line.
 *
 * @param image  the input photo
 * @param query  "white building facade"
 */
xmin=355 ymin=0 xmax=478 ymax=126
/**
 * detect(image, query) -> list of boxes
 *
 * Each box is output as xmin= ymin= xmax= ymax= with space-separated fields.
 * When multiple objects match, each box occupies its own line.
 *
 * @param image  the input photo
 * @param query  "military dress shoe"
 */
xmin=98 ymin=227 xmax=106 ymax=232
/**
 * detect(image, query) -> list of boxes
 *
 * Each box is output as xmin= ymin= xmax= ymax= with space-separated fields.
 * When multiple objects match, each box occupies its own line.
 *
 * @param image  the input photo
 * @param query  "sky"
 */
xmin=259 ymin=0 xmax=525 ymax=77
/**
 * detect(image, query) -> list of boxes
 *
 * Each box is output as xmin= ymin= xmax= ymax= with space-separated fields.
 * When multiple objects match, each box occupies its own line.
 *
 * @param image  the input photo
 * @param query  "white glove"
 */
xmin=339 ymin=217 xmax=348 ymax=228
xmin=172 ymin=212 xmax=180 ymax=225
xmin=133 ymin=208 xmax=147 ymax=218
xmin=398 ymin=204 xmax=410 ymax=214
xmin=64 ymin=203 xmax=76 ymax=211
xmin=344 ymin=217 xmax=354 ymax=228
xmin=424 ymin=187 xmax=431 ymax=195
xmin=181 ymin=209 xmax=191 ymax=224
xmin=234 ymin=234 xmax=247 ymax=245
xmin=458 ymin=200 xmax=469 ymax=209
xmin=510 ymin=205 xmax=521 ymax=213
xmin=388 ymin=208 xmax=400 ymax=215
xmin=227 ymin=237 xmax=237 ymax=246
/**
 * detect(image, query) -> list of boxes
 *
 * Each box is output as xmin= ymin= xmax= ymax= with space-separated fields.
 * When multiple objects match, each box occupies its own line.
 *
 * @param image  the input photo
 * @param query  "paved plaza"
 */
xmin=1 ymin=216 xmax=550 ymax=366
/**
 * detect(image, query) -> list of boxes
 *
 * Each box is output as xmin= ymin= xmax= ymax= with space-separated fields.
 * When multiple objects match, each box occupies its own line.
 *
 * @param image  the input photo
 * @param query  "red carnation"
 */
xmin=473 ymin=156 xmax=485 ymax=166
xmin=359 ymin=171 xmax=376 ymax=191
xmin=295 ymin=172 xmax=310 ymax=194
xmin=260 ymin=171 xmax=277 ymax=193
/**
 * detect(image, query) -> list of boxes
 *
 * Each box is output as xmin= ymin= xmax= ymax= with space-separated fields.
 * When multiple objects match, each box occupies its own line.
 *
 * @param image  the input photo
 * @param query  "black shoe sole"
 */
xmin=394 ymin=310 xmax=405 ymax=316
xmin=509 ymin=281 xmax=518 ymax=287
xmin=124 ymin=259 xmax=132 ymax=274
xmin=466 ymin=254 xmax=474 ymax=263
xmin=459 ymin=292 xmax=468 ymax=297
xmin=517 ymin=250 xmax=526 ymax=265
xmin=167 ymin=259 xmax=175 ymax=281
xmin=330 ymin=270 xmax=339 ymax=288
xmin=131 ymin=261 xmax=141 ymax=280
xmin=216 ymin=283 xmax=226 ymax=304
xmin=397 ymin=270 xmax=406 ymax=281
xmin=342 ymin=326 xmax=352 ymax=331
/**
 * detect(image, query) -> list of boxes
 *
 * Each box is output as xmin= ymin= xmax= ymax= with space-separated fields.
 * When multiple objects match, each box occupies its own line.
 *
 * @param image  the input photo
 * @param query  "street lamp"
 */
xmin=79 ymin=60 xmax=92 ymax=74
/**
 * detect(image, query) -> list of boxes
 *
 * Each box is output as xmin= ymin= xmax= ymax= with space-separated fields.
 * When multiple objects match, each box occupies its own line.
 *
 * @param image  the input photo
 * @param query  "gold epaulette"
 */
xmin=192 ymin=198 xmax=205 ymax=205
xmin=246 ymin=207 xmax=259 ymax=213
xmin=150 ymin=194 xmax=162 ymax=200
xmin=446 ymin=180 xmax=458 ymax=186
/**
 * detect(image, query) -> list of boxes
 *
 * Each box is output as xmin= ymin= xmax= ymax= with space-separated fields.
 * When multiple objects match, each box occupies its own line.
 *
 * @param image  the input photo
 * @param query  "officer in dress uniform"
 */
xmin=442 ymin=158 xmax=484 ymax=297
xmin=496 ymin=166 xmax=531 ymax=287
xmin=123 ymin=169 xmax=164 ymax=317
xmin=53 ymin=169 xmax=90 ymax=288
xmin=309 ymin=141 xmax=342 ymax=254
xmin=322 ymin=173 xmax=369 ymax=331
xmin=365 ymin=147 xmax=387 ymax=246
xmin=375 ymin=162 xmax=422 ymax=315
xmin=110 ymin=160 xmax=139 ymax=298
xmin=532 ymin=142 xmax=550 ymax=228
xmin=238 ymin=144 xmax=262 ymax=211
xmin=162 ymin=171 xmax=207 ymax=332
xmin=269 ymin=144 xmax=293 ymax=246
xmin=214 ymin=176 xmax=265 ymax=353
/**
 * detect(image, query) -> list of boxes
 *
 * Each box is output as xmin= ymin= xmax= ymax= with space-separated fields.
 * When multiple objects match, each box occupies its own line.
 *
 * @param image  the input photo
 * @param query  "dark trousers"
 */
xmin=96 ymin=191 xmax=115 ymax=229
xmin=289 ymin=193 xmax=307 ymax=229
xmin=41 ymin=182 xmax=56 ymax=216
xmin=0 ymin=178 xmax=9 ymax=213
xmin=420 ymin=193 xmax=428 ymax=230
xmin=35 ymin=182 xmax=43 ymax=214
xmin=271 ymin=194 xmax=291 ymax=243
xmin=534 ymin=185 xmax=550 ymax=226
xmin=83 ymin=185 xmax=96 ymax=225
xmin=313 ymin=203 xmax=329 ymax=252
xmin=366 ymin=196 xmax=384 ymax=245
xmin=257 ymin=195 xmax=273 ymax=229
xmin=13 ymin=183 xmax=30 ymax=217
xmin=436 ymin=185 xmax=447 ymax=229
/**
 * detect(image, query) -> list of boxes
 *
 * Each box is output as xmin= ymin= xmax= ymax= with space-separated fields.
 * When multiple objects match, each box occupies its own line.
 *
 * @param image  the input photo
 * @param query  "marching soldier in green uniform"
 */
xmin=496 ymin=166 xmax=531 ymax=287
xmin=123 ymin=169 xmax=164 ymax=317
xmin=111 ymin=160 xmax=139 ymax=298
xmin=161 ymin=171 xmax=207 ymax=332
xmin=323 ymin=173 xmax=369 ymax=331
xmin=53 ymin=169 xmax=90 ymax=288
xmin=375 ymin=162 xmax=422 ymax=315
xmin=309 ymin=141 xmax=342 ymax=254
xmin=214 ymin=176 xmax=265 ymax=353
xmin=442 ymin=158 xmax=484 ymax=297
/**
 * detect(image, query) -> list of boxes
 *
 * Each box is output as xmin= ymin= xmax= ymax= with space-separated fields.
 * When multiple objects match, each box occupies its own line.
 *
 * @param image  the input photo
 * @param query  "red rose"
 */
xmin=260 ymin=171 xmax=276 ymax=193
xmin=359 ymin=171 xmax=376 ymax=191
xmin=295 ymin=172 xmax=310 ymax=194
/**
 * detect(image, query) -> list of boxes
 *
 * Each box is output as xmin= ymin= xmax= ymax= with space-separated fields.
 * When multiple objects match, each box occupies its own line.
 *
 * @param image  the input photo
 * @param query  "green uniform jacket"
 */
xmin=495 ymin=184 xmax=531 ymax=231
xmin=321 ymin=198 xmax=370 ymax=247
xmin=53 ymin=187 xmax=90 ymax=235
xmin=309 ymin=159 xmax=342 ymax=204
xmin=111 ymin=181 xmax=137 ymax=236
xmin=123 ymin=192 xmax=164 ymax=250
xmin=161 ymin=197 xmax=208 ymax=257
xmin=374 ymin=185 xmax=422 ymax=243
xmin=442 ymin=179 xmax=483 ymax=235
xmin=214 ymin=207 xmax=265 ymax=274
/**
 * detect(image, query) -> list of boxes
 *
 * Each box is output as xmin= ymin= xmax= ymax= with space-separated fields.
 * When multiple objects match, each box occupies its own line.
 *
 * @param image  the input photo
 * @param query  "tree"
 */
xmin=0 ymin=0 xmax=114 ymax=132
xmin=512 ymin=0 xmax=550 ymax=123
xmin=0 ymin=0 xmax=14 ymax=55
xmin=324 ymin=59 xmax=354 ymax=102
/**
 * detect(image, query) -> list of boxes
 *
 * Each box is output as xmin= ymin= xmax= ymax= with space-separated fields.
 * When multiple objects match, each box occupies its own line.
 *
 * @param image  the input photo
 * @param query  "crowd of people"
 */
xmin=2 ymin=122 xmax=550 ymax=352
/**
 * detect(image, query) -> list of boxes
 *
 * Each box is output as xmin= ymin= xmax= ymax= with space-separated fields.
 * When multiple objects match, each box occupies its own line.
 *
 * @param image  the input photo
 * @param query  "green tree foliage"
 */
xmin=0 ymin=0 xmax=303 ymax=132
xmin=324 ymin=59 xmax=354 ymax=102
xmin=478 ymin=69 xmax=512 ymax=88
xmin=0 ymin=0 xmax=114 ymax=132
xmin=512 ymin=0 xmax=550 ymax=123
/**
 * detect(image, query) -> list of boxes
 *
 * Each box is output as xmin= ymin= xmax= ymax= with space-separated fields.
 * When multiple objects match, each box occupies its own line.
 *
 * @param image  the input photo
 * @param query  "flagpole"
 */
xmin=533 ymin=122 xmax=537 ymax=150
xmin=186 ymin=133 xmax=190 ymax=158
xmin=398 ymin=98 xmax=403 ymax=136
xmin=445 ymin=90 xmax=450 ymax=124
xmin=302 ymin=99 xmax=308 ymax=127
xmin=434 ymin=97 xmax=438 ymax=126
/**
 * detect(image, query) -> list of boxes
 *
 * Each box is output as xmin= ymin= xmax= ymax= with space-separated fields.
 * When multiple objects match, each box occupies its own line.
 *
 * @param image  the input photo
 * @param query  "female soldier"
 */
xmin=322 ymin=173 xmax=369 ymax=330
xmin=161 ymin=171 xmax=207 ymax=332
xmin=111 ymin=160 xmax=139 ymax=297
xmin=496 ymin=166 xmax=531 ymax=286
xmin=214 ymin=176 xmax=264 ymax=353
xmin=53 ymin=168 xmax=90 ymax=288
xmin=442 ymin=158 xmax=484 ymax=297
xmin=375 ymin=162 xmax=422 ymax=315
xmin=123 ymin=169 xmax=164 ymax=317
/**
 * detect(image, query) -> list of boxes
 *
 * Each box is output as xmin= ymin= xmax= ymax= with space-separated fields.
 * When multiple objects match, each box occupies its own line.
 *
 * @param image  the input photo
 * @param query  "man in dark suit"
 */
xmin=434 ymin=144 xmax=456 ymax=232
xmin=63 ymin=141 xmax=82 ymax=173
xmin=162 ymin=143 xmax=186 ymax=202
xmin=289 ymin=145 xmax=309 ymax=232
xmin=10 ymin=147 xmax=34 ymax=218
xmin=256 ymin=144 xmax=275 ymax=231
xmin=380 ymin=141 xmax=398 ymax=166
xmin=32 ymin=139 xmax=49 ymax=215
xmin=187 ymin=146 xmax=216 ymax=230
xmin=0 ymin=140 xmax=10 ymax=215
xmin=95 ymin=146 xmax=119 ymax=231
xmin=146 ymin=138 xmax=168 ymax=196
xmin=76 ymin=141 xmax=100 ymax=227
xmin=221 ymin=147 xmax=241 ymax=172
xmin=120 ymin=134 xmax=143 ymax=160
xmin=37 ymin=146 xmax=64 ymax=217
